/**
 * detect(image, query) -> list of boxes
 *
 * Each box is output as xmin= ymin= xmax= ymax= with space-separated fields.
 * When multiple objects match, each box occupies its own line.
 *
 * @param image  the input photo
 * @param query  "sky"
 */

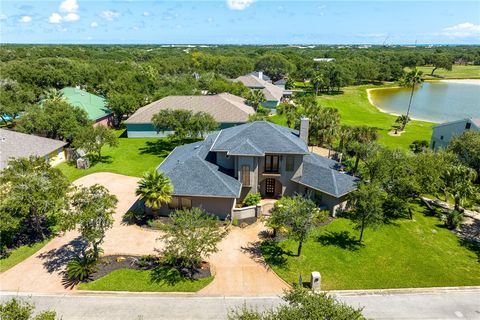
xmin=1 ymin=0 xmax=479 ymax=44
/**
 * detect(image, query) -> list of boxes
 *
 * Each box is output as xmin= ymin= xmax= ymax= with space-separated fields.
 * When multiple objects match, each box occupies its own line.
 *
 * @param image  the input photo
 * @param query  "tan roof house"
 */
xmin=0 ymin=129 xmax=67 ymax=170
xmin=124 ymin=93 xmax=255 ymax=138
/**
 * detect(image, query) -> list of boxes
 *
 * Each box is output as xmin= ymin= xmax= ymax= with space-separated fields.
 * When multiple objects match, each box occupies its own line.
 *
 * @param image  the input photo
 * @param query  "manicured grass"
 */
xmin=262 ymin=205 xmax=480 ymax=290
xmin=57 ymin=130 xmax=177 ymax=181
xmin=77 ymin=268 xmax=213 ymax=292
xmin=0 ymin=240 xmax=50 ymax=273
xmin=271 ymin=85 xmax=433 ymax=150
xmin=415 ymin=65 xmax=480 ymax=79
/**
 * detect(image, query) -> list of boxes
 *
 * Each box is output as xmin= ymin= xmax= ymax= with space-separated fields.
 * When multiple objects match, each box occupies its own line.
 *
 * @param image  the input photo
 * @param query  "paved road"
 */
xmin=1 ymin=288 xmax=479 ymax=320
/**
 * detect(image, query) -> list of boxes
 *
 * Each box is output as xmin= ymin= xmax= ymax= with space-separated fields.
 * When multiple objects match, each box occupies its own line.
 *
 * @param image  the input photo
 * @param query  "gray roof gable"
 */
xmin=0 ymin=129 xmax=67 ymax=170
xmin=210 ymin=121 xmax=309 ymax=155
xmin=292 ymin=153 xmax=357 ymax=197
xmin=157 ymin=136 xmax=241 ymax=198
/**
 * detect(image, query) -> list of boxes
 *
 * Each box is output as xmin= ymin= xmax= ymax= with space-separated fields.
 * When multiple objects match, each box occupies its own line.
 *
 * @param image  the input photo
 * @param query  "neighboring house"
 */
xmin=156 ymin=119 xmax=357 ymax=219
xmin=235 ymin=72 xmax=287 ymax=109
xmin=60 ymin=87 xmax=113 ymax=126
xmin=124 ymin=93 xmax=255 ymax=138
xmin=0 ymin=129 xmax=67 ymax=170
xmin=430 ymin=118 xmax=479 ymax=150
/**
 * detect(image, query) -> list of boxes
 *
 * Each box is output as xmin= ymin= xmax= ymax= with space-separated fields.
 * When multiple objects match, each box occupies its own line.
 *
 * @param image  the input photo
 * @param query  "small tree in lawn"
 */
xmin=443 ymin=164 xmax=478 ymax=211
xmin=267 ymin=195 xmax=320 ymax=256
xmin=63 ymin=184 xmax=118 ymax=259
xmin=246 ymin=89 xmax=266 ymax=111
xmin=73 ymin=125 xmax=118 ymax=160
xmin=158 ymin=208 xmax=228 ymax=277
xmin=136 ymin=170 xmax=173 ymax=215
xmin=152 ymin=109 xmax=218 ymax=141
xmin=349 ymin=183 xmax=385 ymax=243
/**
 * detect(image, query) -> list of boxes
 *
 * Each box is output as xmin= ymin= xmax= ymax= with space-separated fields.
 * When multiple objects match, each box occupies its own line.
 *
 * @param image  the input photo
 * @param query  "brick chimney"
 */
xmin=300 ymin=117 xmax=309 ymax=144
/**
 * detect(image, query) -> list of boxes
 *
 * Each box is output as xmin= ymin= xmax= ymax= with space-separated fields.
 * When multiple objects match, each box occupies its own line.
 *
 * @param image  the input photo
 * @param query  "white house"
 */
xmin=430 ymin=118 xmax=480 ymax=150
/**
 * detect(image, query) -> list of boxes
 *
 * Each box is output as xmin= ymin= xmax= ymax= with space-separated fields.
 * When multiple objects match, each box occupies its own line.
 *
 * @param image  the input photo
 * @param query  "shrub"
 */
xmin=444 ymin=210 xmax=463 ymax=230
xmin=66 ymin=252 xmax=98 ymax=281
xmin=0 ymin=298 xmax=57 ymax=320
xmin=243 ymin=193 xmax=261 ymax=207
xmin=232 ymin=216 xmax=239 ymax=226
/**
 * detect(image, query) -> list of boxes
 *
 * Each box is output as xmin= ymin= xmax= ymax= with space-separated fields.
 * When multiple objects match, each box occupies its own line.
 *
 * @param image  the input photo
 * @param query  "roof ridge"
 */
xmin=266 ymin=121 xmax=306 ymax=150
xmin=331 ymin=169 xmax=339 ymax=195
xmin=195 ymin=153 xmax=239 ymax=196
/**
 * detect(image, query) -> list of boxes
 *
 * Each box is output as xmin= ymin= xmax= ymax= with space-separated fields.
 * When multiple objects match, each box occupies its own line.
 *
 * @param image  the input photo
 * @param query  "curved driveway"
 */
xmin=0 ymin=172 xmax=288 ymax=296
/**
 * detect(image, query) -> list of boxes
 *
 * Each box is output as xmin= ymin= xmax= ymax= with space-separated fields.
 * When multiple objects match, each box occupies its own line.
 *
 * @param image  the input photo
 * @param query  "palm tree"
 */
xmin=43 ymin=88 xmax=64 ymax=102
xmin=311 ymin=71 xmax=325 ymax=96
xmin=246 ymin=89 xmax=266 ymax=111
xmin=136 ymin=170 xmax=173 ymax=215
xmin=400 ymin=68 xmax=423 ymax=131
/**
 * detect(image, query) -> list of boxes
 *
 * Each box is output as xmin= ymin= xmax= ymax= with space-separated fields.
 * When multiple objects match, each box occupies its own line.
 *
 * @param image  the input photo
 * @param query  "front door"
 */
xmin=265 ymin=178 xmax=275 ymax=197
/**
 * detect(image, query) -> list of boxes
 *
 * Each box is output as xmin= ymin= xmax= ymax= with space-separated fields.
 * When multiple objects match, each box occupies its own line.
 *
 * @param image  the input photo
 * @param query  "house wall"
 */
xmin=93 ymin=114 xmax=113 ymax=127
xmin=46 ymin=147 xmax=66 ymax=167
xmin=237 ymin=156 xmax=260 ymax=199
xmin=257 ymin=154 xmax=303 ymax=197
xmin=158 ymin=196 xmax=236 ymax=220
xmin=126 ymin=122 xmax=245 ymax=138
xmin=261 ymin=100 xmax=279 ymax=109
xmin=216 ymin=152 xmax=234 ymax=170
xmin=296 ymin=184 xmax=348 ymax=216
xmin=430 ymin=120 xmax=478 ymax=150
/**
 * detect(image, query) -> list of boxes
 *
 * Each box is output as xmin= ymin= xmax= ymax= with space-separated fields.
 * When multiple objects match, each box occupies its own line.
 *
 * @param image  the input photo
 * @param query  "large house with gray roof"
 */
xmin=156 ymin=120 xmax=357 ymax=219
xmin=0 ymin=129 xmax=67 ymax=170
xmin=125 ymin=93 xmax=255 ymax=138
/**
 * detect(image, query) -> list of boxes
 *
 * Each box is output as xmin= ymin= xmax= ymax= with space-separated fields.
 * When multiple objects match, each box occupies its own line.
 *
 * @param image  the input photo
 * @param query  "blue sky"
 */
xmin=1 ymin=1 xmax=479 ymax=44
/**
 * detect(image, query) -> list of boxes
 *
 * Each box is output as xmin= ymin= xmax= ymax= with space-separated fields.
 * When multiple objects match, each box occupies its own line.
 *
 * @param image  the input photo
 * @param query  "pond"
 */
xmin=368 ymin=80 xmax=480 ymax=123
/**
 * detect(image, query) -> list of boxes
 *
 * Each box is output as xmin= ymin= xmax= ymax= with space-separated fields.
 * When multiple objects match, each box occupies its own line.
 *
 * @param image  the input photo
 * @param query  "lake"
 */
xmin=368 ymin=80 xmax=480 ymax=123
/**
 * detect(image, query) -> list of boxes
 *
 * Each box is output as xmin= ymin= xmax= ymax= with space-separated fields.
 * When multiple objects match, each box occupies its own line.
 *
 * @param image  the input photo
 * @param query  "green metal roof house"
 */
xmin=60 ymin=87 xmax=113 ymax=126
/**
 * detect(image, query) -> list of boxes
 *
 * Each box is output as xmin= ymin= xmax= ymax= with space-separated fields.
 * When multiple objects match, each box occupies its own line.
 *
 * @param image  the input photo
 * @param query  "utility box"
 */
xmin=311 ymin=271 xmax=321 ymax=291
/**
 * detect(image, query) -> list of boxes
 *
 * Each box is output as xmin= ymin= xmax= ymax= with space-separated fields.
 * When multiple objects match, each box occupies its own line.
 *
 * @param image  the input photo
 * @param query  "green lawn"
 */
xmin=415 ymin=65 xmax=480 ymax=79
xmin=271 ymin=85 xmax=433 ymax=150
xmin=262 ymin=205 xmax=480 ymax=290
xmin=0 ymin=240 xmax=50 ymax=273
xmin=77 ymin=269 xmax=213 ymax=292
xmin=57 ymin=130 xmax=177 ymax=181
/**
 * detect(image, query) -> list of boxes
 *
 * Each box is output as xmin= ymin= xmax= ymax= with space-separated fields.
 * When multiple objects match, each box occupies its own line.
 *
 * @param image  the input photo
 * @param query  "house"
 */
xmin=430 ymin=118 xmax=479 ymax=150
xmin=235 ymin=72 xmax=287 ymax=109
xmin=124 ymin=93 xmax=255 ymax=138
xmin=250 ymin=71 xmax=271 ymax=82
xmin=60 ymin=87 xmax=113 ymax=126
xmin=0 ymin=129 xmax=67 ymax=170
xmin=156 ymin=119 xmax=357 ymax=220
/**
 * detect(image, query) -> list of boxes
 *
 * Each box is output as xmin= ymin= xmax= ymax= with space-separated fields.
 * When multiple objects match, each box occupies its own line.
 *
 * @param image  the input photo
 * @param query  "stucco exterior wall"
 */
xmin=158 ymin=196 xmax=236 ymax=220
xmin=93 ymin=114 xmax=113 ymax=127
xmin=257 ymin=154 xmax=303 ymax=197
xmin=431 ymin=120 xmax=478 ymax=150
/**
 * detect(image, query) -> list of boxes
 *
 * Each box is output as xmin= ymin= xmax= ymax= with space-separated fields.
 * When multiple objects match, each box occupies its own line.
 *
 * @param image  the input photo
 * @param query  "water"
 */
xmin=369 ymin=81 xmax=480 ymax=123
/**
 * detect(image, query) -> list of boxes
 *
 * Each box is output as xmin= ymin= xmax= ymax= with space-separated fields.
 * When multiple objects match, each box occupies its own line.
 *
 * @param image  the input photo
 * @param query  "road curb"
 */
xmin=329 ymin=286 xmax=480 ymax=296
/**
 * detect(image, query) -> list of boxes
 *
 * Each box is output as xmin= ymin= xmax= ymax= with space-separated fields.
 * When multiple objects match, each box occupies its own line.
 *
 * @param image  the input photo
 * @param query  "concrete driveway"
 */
xmin=0 ymin=172 xmax=288 ymax=296
xmin=199 ymin=222 xmax=289 ymax=296
xmin=0 ymin=173 xmax=161 ymax=293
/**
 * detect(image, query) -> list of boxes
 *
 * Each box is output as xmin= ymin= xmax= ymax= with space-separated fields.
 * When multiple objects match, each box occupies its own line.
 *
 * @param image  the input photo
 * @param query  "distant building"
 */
xmin=313 ymin=58 xmax=335 ymax=62
xmin=124 ymin=93 xmax=255 ymax=138
xmin=249 ymin=71 xmax=271 ymax=82
xmin=60 ymin=87 xmax=113 ymax=126
xmin=430 ymin=118 xmax=480 ymax=150
xmin=0 ymin=129 xmax=67 ymax=170
xmin=235 ymin=72 xmax=287 ymax=109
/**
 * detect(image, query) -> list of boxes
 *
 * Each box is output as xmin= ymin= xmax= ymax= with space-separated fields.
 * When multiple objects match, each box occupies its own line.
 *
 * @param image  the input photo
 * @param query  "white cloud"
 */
xmin=143 ymin=11 xmax=150 ymax=17
xmin=63 ymin=12 xmax=79 ymax=22
xmin=441 ymin=22 xmax=480 ymax=39
xmin=49 ymin=12 xmax=63 ymax=24
xmin=0 ymin=14 xmax=7 ymax=21
xmin=90 ymin=21 xmax=98 ymax=28
xmin=226 ymin=0 xmax=254 ymax=11
xmin=60 ymin=0 xmax=78 ymax=13
xmin=101 ymin=10 xmax=120 ymax=21
xmin=20 ymin=16 xmax=32 ymax=23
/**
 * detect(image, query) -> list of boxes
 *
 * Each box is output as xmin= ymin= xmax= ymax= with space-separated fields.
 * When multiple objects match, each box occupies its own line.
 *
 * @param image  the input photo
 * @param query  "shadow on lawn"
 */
xmin=316 ymin=231 xmax=363 ymax=251
xmin=242 ymin=240 xmax=293 ymax=269
xmin=139 ymin=139 xmax=178 ymax=156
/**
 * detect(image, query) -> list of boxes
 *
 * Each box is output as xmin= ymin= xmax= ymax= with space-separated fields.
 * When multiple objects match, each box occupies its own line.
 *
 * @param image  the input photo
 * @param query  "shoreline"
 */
xmin=366 ymin=88 xmax=438 ymax=124
xmin=439 ymin=79 xmax=480 ymax=85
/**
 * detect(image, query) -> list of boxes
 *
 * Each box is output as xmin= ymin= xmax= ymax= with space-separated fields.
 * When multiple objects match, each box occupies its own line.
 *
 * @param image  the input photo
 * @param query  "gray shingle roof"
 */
xmin=210 ymin=121 xmax=308 ymax=155
xmin=292 ymin=153 xmax=357 ymax=197
xmin=0 ymin=129 xmax=67 ymax=170
xmin=235 ymin=75 xmax=285 ymax=101
xmin=125 ymin=93 xmax=254 ymax=124
xmin=157 ymin=134 xmax=241 ymax=198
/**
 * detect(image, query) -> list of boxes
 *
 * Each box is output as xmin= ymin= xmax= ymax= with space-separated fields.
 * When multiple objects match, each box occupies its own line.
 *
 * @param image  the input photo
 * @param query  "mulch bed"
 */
xmin=86 ymin=255 xmax=212 ymax=282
